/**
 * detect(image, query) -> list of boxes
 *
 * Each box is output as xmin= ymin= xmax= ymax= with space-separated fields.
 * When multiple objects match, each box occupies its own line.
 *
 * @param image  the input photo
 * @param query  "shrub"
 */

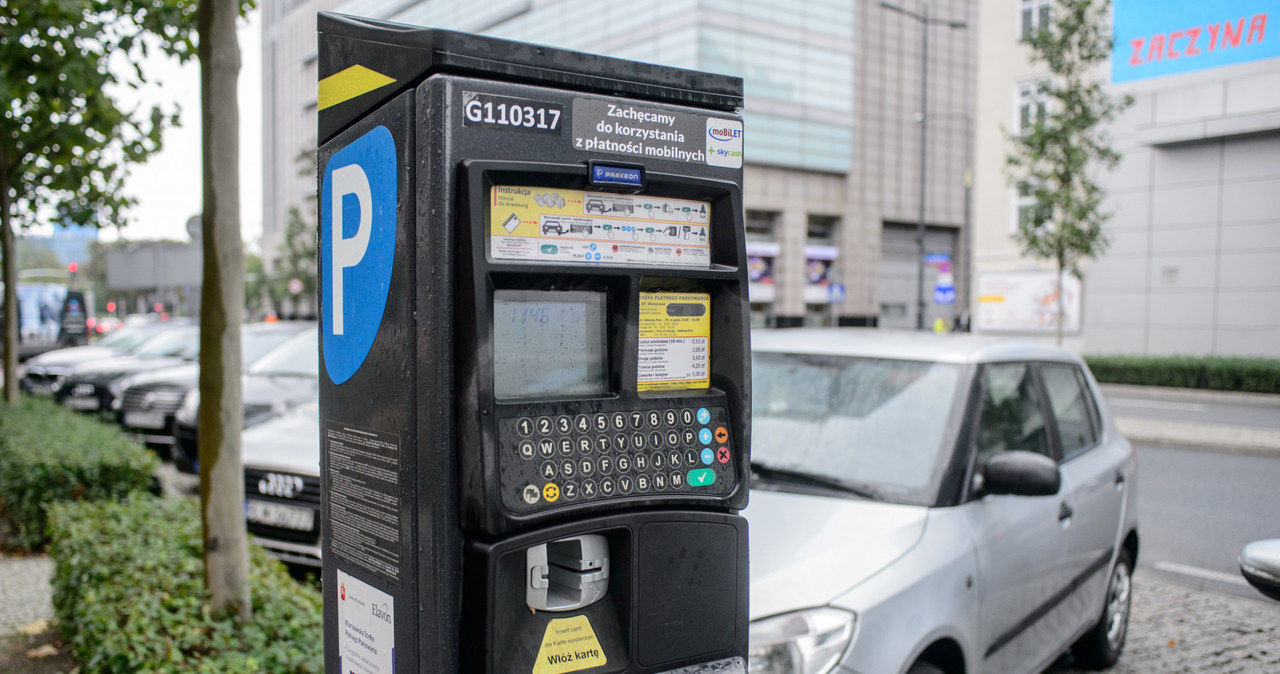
xmin=0 ymin=396 xmax=159 ymax=549
xmin=48 ymin=494 xmax=323 ymax=673
xmin=1085 ymin=355 xmax=1280 ymax=394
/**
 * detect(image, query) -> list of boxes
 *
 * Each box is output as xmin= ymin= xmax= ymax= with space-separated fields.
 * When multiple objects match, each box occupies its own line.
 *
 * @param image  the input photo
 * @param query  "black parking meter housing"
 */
xmin=317 ymin=13 xmax=749 ymax=674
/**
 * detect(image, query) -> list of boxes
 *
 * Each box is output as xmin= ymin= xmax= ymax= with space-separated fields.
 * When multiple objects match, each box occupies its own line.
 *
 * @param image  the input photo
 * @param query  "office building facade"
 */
xmin=262 ymin=0 xmax=976 ymax=329
xmin=973 ymin=0 xmax=1280 ymax=356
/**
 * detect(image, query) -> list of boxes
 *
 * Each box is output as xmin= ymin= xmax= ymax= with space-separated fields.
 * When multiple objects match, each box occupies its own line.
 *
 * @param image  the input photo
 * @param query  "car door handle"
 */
xmin=1115 ymin=471 xmax=1126 ymax=486
xmin=1059 ymin=502 xmax=1074 ymax=522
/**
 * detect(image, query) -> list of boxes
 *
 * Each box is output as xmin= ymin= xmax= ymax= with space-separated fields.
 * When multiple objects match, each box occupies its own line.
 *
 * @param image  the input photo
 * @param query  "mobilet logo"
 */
xmin=707 ymin=126 xmax=741 ymax=141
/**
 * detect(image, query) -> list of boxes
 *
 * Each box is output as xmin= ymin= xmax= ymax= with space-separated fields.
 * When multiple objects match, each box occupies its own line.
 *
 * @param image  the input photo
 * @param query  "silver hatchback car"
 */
xmin=746 ymin=329 xmax=1138 ymax=674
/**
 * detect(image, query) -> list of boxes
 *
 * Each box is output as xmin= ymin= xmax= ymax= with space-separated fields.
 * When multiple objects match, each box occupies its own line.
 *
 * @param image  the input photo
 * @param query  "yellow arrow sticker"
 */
xmin=531 ymin=615 xmax=607 ymax=674
xmin=318 ymin=65 xmax=396 ymax=111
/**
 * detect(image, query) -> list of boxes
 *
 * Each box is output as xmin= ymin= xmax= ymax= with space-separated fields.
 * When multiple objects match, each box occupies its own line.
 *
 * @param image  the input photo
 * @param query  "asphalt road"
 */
xmin=1106 ymin=393 xmax=1280 ymax=431
xmin=1133 ymin=444 xmax=1280 ymax=600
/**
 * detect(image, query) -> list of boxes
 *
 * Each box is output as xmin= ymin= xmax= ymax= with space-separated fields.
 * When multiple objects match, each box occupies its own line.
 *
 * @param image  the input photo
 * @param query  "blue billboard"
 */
xmin=1112 ymin=0 xmax=1280 ymax=83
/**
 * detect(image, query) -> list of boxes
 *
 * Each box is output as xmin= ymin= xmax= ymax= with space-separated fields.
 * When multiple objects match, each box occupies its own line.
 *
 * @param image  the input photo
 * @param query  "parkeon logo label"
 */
xmin=705 ymin=118 xmax=743 ymax=168
xmin=321 ymin=125 xmax=397 ymax=385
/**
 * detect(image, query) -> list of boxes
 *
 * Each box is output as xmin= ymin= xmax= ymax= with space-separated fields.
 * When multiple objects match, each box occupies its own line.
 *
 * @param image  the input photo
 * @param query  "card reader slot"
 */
xmin=527 ymin=534 xmax=611 ymax=612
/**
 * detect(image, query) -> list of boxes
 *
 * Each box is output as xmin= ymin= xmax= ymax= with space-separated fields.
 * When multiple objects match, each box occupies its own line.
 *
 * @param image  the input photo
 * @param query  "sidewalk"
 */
xmin=1101 ymin=384 xmax=1280 ymax=457
xmin=0 ymin=554 xmax=53 ymax=638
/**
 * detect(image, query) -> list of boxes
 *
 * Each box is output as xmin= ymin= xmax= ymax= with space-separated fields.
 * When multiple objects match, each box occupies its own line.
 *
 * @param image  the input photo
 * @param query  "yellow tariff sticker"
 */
xmin=637 ymin=292 xmax=711 ymax=392
xmin=489 ymin=186 xmax=711 ymax=269
xmin=531 ymin=615 xmax=607 ymax=674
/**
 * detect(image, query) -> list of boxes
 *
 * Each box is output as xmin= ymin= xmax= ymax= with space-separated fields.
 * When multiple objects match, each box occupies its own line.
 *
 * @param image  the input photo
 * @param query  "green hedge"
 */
xmin=49 ymin=494 xmax=323 ymax=673
xmin=1085 ymin=355 xmax=1280 ymax=394
xmin=0 ymin=396 xmax=159 ymax=549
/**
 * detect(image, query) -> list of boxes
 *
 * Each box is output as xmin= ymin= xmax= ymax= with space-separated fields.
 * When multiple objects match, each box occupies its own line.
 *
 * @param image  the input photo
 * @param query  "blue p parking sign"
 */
xmin=320 ymin=125 xmax=397 ymax=385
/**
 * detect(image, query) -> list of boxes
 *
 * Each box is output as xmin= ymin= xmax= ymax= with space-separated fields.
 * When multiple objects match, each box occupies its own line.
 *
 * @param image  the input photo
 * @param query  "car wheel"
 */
xmin=906 ymin=660 xmax=946 ymax=674
xmin=1071 ymin=547 xmax=1133 ymax=669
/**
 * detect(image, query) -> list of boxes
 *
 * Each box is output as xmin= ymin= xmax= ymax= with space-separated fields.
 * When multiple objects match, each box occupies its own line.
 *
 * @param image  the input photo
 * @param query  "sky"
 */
xmin=97 ymin=8 xmax=264 ymax=248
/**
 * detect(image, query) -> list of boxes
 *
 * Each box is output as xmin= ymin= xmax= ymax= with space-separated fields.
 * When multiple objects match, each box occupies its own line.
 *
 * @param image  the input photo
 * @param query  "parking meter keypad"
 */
xmin=502 ymin=405 xmax=734 ymax=512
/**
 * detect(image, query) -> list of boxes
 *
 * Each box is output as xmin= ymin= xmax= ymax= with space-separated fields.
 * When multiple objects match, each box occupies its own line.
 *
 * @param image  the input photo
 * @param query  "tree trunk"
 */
xmin=197 ymin=0 xmax=250 ymax=620
xmin=1 ymin=176 xmax=17 ymax=405
xmin=1056 ymin=265 xmax=1066 ymax=347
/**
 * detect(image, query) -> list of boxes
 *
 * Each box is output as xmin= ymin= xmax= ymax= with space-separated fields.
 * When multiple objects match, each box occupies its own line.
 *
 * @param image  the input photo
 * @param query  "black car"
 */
xmin=20 ymin=319 xmax=194 ymax=397
xmin=173 ymin=327 xmax=319 ymax=473
xmin=115 ymin=322 xmax=313 ymax=450
xmin=55 ymin=326 xmax=201 ymax=415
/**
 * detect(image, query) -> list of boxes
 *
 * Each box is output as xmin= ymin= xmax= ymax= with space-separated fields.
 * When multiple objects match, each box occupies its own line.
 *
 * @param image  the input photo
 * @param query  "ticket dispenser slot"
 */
xmin=527 ymin=535 xmax=610 ymax=612
xmin=316 ymin=14 xmax=749 ymax=674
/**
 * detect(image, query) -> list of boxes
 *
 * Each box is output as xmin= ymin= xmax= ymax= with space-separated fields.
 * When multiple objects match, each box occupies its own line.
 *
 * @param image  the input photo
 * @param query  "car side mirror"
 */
xmin=979 ymin=450 xmax=1061 ymax=497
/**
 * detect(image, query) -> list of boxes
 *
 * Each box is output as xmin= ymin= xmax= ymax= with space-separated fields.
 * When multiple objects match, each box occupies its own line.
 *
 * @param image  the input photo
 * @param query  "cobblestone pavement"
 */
xmin=3 ymin=550 xmax=1276 ymax=671
xmin=1049 ymin=570 xmax=1280 ymax=674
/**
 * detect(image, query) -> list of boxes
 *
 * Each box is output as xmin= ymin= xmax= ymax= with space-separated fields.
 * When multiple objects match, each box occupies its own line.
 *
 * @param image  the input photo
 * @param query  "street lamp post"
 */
xmin=880 ymin=1 xmax=966 ymax=330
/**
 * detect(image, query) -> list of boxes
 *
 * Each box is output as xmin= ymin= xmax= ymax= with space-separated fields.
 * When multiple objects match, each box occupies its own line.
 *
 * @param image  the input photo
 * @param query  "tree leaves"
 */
xmin=1006 ymin=0 xmax=1132 ymax=280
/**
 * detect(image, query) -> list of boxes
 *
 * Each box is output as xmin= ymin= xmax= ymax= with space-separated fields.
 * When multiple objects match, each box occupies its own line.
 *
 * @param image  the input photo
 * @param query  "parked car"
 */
xmin=233 ymin=328 xmax=1140 ymax=674
xmin=54 ymin=326 xmax=202 ymax=414
xmin=19 ymin=319 xmax=193 ymax=396
xmin=1239 ymin=539 xmax=1280 ymax=602
xmin=172 ymin=327 xmax=319 ymax=474
xmin=746 ymin=329 xmax=1138 ymax=674
xmin=239 ymin=400 xmax=323 ymax=567
xmin=114 ymin=322 xmax=313 ymax=451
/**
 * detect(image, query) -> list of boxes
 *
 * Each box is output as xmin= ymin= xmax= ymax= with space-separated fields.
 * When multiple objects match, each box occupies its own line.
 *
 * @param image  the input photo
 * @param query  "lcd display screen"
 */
xmin=493 ymin=290 xmax=608 ymax=399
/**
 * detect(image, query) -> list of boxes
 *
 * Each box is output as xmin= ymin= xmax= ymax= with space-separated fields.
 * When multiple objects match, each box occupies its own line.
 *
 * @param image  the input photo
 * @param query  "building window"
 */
xmin=1013 ymin=81 xmax=1049 ymax=233
xmin=803 ymin=303 xmax=832 ymax=327
xmin=745 ymin=210 xmax=779 ymax=241
xmin=1016 ymin=182 xmax=1037 ymax=230
xmin=806 ymin=215 xmax=838 ymax=246
xmin=803 ymin=215 xmax=840 ymax=305
xmin=1016 ymin=80 xmax=1048 ymax=135
xmin=745 ymin=211 xmax=779 ymax=315
xmin=1019 ymin=0 xmax=1051 ymax=39
xmin=750 ymin=302 xmax=773 ymax=329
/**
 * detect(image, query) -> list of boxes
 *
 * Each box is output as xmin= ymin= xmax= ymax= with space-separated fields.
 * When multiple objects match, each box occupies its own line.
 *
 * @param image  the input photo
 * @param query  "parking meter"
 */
xmin=317 ymin=13 xmax=750 ymax=674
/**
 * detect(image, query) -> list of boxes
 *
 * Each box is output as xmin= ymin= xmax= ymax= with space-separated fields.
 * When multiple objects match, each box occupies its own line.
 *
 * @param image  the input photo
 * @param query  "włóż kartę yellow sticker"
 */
xmin=531 ymin=615 xmax=607 ymax=674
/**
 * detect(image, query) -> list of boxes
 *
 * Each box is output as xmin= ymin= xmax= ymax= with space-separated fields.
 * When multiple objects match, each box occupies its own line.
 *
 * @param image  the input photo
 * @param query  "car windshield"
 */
xmin=132 ymin=328 xmax=201 ymax=359
xmin=751 ymin=351 xmax=964 ymax=505
xmin=104 ymin=323 xmax=175 ymax=352
xmin=243 ymin=325 xmax=309 ymax=366
xmin=247 ymin=329 xmax=318 ymax=377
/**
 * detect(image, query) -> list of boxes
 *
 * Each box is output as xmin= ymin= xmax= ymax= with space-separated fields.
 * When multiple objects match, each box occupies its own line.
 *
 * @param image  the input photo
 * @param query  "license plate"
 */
xmin=28 ymin=383 xmax=53 ymax=396
xmin=246 ymin=500 xmax=315 ymax=531
xmin=124 ymin=411 xmax=167 ymax=430
xmin=65 ymin=397 xmax=100 ymax=411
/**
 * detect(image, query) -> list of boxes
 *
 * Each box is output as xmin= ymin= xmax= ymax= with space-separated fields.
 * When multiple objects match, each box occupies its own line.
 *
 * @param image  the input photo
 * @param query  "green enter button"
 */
xmin=686 ymin=468 xmax=716 ymax=488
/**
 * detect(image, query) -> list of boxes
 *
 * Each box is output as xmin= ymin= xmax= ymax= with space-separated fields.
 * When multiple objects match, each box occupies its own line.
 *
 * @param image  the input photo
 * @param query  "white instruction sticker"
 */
xmin=337 ymin=570 xmax=395 ymax=674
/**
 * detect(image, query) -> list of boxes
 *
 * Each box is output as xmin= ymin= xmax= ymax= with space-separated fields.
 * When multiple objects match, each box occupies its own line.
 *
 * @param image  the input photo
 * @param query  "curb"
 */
xmin=1115 ymin=416 xmax=1280 ymax=457
xmin=1100 ymin=383 xmax=1280 ymax=407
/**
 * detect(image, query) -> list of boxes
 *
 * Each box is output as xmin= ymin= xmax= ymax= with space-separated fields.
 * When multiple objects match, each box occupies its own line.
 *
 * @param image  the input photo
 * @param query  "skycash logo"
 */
xmin=705 ymin=118 xmax=743 ymax=169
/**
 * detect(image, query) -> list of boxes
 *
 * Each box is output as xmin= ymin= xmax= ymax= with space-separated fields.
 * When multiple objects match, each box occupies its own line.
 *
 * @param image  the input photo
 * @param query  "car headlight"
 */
xmin=175 ymin=390 xmax=200 ymax=426
xmin=748 ymin=607 xmax=856 ymax=674
xmin=108 ymin=376 xmax=134 ymax=399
